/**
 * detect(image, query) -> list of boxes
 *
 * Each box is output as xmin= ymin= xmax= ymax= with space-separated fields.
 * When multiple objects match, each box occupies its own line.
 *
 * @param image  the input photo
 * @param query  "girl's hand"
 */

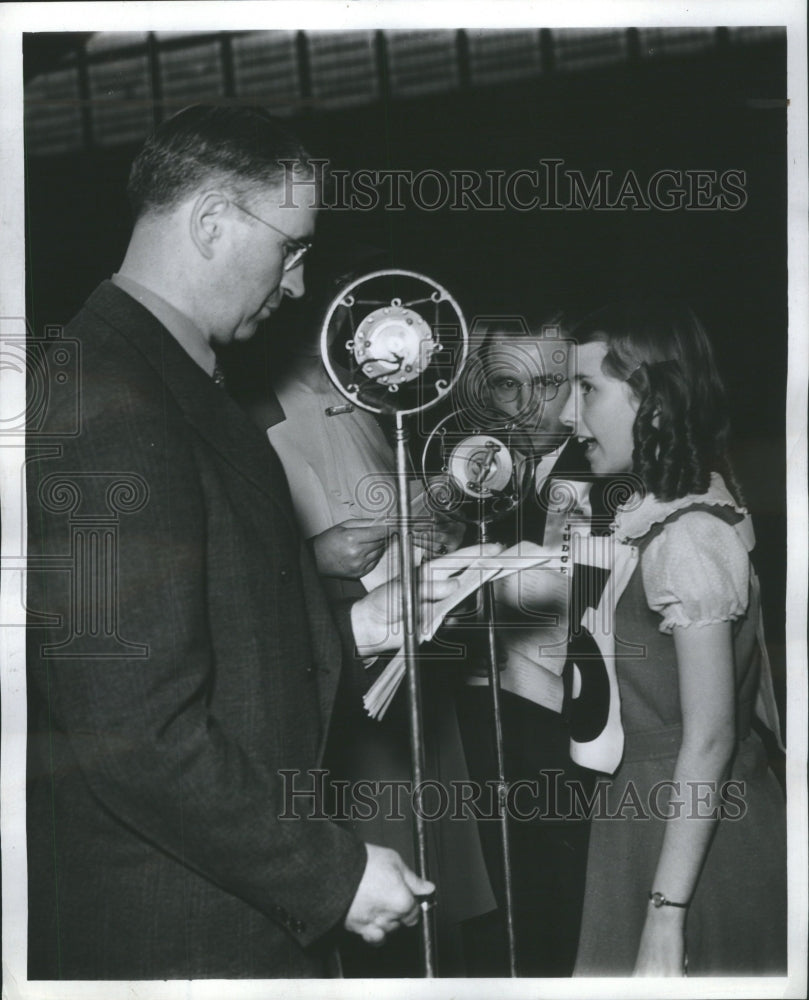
xmin=633 ymin=906 xmax=687 ymax=977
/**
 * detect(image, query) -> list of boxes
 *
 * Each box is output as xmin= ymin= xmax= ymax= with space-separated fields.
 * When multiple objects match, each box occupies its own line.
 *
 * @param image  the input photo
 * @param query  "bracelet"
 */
xmin=649 ymin=890 xmax=689 ymax=909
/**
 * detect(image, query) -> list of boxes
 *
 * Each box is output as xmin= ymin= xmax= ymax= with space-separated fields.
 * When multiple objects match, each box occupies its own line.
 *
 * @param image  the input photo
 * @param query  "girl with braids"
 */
xmin=559 ymin=299 xmax=786 ymax=976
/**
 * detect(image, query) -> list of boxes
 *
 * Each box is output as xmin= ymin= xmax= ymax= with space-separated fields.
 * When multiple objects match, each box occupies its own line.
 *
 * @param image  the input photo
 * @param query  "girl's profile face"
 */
xmin=560 ymin=340 xmax=640 ymax=475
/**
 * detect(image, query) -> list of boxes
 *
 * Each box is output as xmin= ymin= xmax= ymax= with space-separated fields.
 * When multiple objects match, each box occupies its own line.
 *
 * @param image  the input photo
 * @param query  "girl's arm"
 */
xmin=634 ymin=620 xmax=737 ymax=976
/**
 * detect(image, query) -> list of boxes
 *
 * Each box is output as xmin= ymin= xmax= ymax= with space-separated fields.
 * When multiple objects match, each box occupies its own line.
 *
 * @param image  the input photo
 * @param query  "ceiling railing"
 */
xmin=23 ymin=27 xmax=784 ymax=155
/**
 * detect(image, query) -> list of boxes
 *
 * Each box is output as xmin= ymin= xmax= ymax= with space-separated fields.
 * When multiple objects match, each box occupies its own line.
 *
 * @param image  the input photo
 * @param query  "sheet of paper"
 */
xmin=466 ymin=647 xmax=566 ymax=714
xmin=360 ymin=485 xmax=441 ymax=591
xmin=363 ymin=544 xmax=563 ymax=718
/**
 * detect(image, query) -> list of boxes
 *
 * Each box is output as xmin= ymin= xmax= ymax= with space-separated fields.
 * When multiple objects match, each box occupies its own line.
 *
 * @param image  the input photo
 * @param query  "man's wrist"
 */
xmin=350 ymin=598 xmax=378 ymax=657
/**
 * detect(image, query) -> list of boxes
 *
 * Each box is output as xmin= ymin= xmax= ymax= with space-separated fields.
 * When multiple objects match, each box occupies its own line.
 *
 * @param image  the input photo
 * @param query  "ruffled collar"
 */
xmin=612 ymin=472 xmax=748 ymax=543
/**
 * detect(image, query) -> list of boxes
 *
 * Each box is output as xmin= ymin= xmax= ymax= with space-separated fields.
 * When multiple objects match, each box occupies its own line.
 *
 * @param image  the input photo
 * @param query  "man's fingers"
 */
xmin=425 ymin=542 xmax=504 ymax=581
xmin=400 ymin=867 xmax=435 ymax=898
xmin=401 ymin=903 xmax=423 ymax=927
xmin=359 ymin=552 xmax=385 ymax=576
xmin=359 ymin=538 xmax=388 ymax=557
xmin=413 ymin=533 xmax=452 ymax=555
xmin=340 ymin=520 xmax=390 ymax=543
xmin=348 ymin=535 xmax=389 ymax=565
xmin=340 ymin=517 xmax=385 ymax=528
xmin=361 ymin=924 xmax=387 ymax=946
xmin=421 ymin=578 xmax=460 ymax=603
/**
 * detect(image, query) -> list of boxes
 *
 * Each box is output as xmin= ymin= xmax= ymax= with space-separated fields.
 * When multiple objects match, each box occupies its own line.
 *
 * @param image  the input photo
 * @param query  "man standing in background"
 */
xmin=456 ymin=314 xmax=600 ymax=976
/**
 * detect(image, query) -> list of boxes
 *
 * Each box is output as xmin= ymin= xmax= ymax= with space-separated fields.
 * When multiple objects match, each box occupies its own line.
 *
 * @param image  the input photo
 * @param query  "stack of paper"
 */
xmin=363 ymin=543 xmax=565 ymax=719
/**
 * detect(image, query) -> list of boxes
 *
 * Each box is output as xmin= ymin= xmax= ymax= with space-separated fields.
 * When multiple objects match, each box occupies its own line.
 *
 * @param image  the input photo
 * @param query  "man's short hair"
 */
xmin=127 ymin=104 xmax=313 ymax=219
xmin=477 ymin=309 xmax=568 ymax=359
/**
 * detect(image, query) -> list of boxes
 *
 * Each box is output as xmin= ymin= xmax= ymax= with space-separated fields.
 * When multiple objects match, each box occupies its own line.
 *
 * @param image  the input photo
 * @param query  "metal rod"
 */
xmin=478 ymin=517 xmax=518 ymax=977
xmin=394 ymin=410 xmax=436 ymax=977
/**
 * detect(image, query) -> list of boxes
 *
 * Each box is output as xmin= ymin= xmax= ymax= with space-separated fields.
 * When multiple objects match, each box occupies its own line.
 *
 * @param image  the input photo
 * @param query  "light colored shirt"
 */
xmin=111 ymin=273 xmax=216 ymax=377
xmin=465 ymin=447 xmax=592 ymax=713
xmin=267 ymin=363 xmax=396 ymax=540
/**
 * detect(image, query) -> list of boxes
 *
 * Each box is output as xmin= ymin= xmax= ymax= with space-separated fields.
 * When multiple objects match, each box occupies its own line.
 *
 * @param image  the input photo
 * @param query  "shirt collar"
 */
xmin=534 ymin=444 xmax=565 ymax=479
xmin=612 ymin=472 xmax=748 ymax=543
xmin=111 ymin=273 xmax=217 ymax=378
xmin=250 ymin=392 xmax=287 ymax=432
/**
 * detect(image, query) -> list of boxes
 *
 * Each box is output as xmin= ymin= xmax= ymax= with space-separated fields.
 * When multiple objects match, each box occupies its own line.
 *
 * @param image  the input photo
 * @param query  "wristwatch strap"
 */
xmin=649 ymin=890 xmax=689 ymax=909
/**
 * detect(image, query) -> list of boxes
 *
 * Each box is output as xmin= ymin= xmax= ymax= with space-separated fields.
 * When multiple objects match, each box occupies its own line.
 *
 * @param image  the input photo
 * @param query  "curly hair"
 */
xmin=572 ymin=298 xmax=742 ymax=503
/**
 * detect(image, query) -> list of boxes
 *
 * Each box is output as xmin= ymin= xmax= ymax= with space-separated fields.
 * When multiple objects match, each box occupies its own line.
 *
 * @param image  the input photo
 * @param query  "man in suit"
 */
xmin=26 ymin=105 xmax=471 ymax=980
xmin=455 ymin=314 xmax=601 ymax=976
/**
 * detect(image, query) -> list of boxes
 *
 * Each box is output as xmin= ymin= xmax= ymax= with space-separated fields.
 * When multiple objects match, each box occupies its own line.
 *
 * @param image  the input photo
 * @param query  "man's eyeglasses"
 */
xmin=229 ymin=200 xmax=313 ymax=272
xmin=488 ymin=373 xmax=567 ymax=405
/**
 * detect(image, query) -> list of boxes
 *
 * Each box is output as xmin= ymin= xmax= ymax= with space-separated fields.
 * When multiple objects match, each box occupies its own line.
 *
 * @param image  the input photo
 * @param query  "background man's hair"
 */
xmin=471 ymin=309 xmax=572 ymax=374
xmin=127 ymin=104 xmax=312 ymax=219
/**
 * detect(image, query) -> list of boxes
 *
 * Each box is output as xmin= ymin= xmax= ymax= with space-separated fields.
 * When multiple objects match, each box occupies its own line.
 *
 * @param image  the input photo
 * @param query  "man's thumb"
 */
xmin=401 ymin=866 xmax=435 ymax=898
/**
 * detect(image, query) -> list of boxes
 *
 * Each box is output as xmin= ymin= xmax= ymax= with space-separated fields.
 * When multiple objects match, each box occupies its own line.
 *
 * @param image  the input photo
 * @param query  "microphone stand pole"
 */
xmin=478 ymin=509 xmax=518 ymax=977
xmin=394 ymin=409 xmax=436 ymax=977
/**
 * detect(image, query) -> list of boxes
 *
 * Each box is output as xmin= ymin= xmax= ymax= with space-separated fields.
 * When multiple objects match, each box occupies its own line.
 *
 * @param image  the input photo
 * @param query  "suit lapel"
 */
xmin=493 ymin=437 xmax=594 ymax=546
xmin=86 ymin=282 xmax=296 ymax=530
xmin=87 ymin=282 xmax=348 ymax=744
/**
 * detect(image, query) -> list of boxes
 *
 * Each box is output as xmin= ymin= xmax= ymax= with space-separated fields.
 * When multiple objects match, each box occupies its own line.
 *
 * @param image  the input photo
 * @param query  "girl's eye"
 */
xmin=580 ymin=379 xmax=594 ymax=396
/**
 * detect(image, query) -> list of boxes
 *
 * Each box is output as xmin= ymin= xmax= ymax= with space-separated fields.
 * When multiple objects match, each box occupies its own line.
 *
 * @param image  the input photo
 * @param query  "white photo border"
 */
xmin=2 ymin=3 xmax=806 ymax=999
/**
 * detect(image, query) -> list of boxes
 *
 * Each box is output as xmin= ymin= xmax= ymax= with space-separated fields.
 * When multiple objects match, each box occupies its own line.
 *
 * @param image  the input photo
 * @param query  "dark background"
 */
xmin=23 ymin=30 xmax=788 ymax=727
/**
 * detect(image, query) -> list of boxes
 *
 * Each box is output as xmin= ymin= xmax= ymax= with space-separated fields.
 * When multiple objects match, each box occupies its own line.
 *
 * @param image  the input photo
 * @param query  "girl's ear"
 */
xmin=651 ymin=408 xmax=661 ymax=429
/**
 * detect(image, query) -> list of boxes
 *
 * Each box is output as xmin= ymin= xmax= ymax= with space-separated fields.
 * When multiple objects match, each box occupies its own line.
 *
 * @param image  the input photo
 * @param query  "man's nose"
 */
xmin=281 ymin=264 xmax=306 ymax=300
xmin=558 ymin=388 xmax=577 ymax=430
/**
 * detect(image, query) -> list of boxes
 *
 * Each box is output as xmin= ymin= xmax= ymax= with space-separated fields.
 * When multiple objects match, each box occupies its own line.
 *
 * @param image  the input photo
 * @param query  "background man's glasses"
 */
xmin=488 ymin=373 xmax=567 ymax=405
xmin=229 ymin=200 xmax=312 ymax=271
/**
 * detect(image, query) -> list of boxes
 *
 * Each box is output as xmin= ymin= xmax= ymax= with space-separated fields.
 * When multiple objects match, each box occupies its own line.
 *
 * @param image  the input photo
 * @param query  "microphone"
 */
xmin=422 ymin=413 xmax=536 ymax=527
xmin=351 ymin=301 xmax=436 ymax=385
xmin=319 ymin=268 xmax=468 ymax=416
xmin=318 ymin=267 xmax=470 ymax=977
xmin=447 ymin=433 xmax=515 ymax=498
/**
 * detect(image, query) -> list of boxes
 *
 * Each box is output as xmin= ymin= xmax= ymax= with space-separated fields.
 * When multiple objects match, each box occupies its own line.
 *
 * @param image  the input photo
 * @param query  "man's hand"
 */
xmin=312 ymin=519 xmax=389 ymax=579
xmin=344 ymin=843 xmax=434 ymax=945
xmin=413 ymin=513 xmax=465 ymax=558
xmin=350 ymin=543 xmax=504 ymax=655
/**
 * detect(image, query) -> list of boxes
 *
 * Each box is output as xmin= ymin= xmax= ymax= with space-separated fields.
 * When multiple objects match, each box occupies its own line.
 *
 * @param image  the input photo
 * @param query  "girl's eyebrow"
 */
xmin=570 ymin=371 xmax=596 ymax=382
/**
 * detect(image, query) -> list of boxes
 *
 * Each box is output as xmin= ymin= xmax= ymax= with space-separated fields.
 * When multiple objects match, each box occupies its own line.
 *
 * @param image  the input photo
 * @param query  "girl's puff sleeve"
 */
xmin=640 ymin=511 xmax=750 ymax=634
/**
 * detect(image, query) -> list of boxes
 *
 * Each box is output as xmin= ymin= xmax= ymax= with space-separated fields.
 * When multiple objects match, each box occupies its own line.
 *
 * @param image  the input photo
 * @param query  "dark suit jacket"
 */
xmin=26 ymin=282 xmax=367 ymax=979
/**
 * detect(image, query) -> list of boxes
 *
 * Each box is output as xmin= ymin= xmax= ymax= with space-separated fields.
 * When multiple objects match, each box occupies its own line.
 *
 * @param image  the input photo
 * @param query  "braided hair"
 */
xmin=573 ymin=298 xmax=742 ymax=503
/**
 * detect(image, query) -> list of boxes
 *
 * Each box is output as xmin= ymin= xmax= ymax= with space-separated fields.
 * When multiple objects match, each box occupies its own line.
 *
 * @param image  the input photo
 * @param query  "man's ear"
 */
xmin=189 ymin=191 xmax=229 ymax=260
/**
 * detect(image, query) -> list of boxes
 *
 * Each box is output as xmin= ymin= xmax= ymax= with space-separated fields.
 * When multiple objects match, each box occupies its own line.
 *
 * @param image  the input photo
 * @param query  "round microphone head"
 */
xmin=353 ymin=304 xmax=435 ymax=384
xmin=447 ymin=435 xmax=514 ymax=497
xmin=320 ymin=269 xmax=468 ymax=416
xmin=421 ymin=408 xmax=536 ymax=526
